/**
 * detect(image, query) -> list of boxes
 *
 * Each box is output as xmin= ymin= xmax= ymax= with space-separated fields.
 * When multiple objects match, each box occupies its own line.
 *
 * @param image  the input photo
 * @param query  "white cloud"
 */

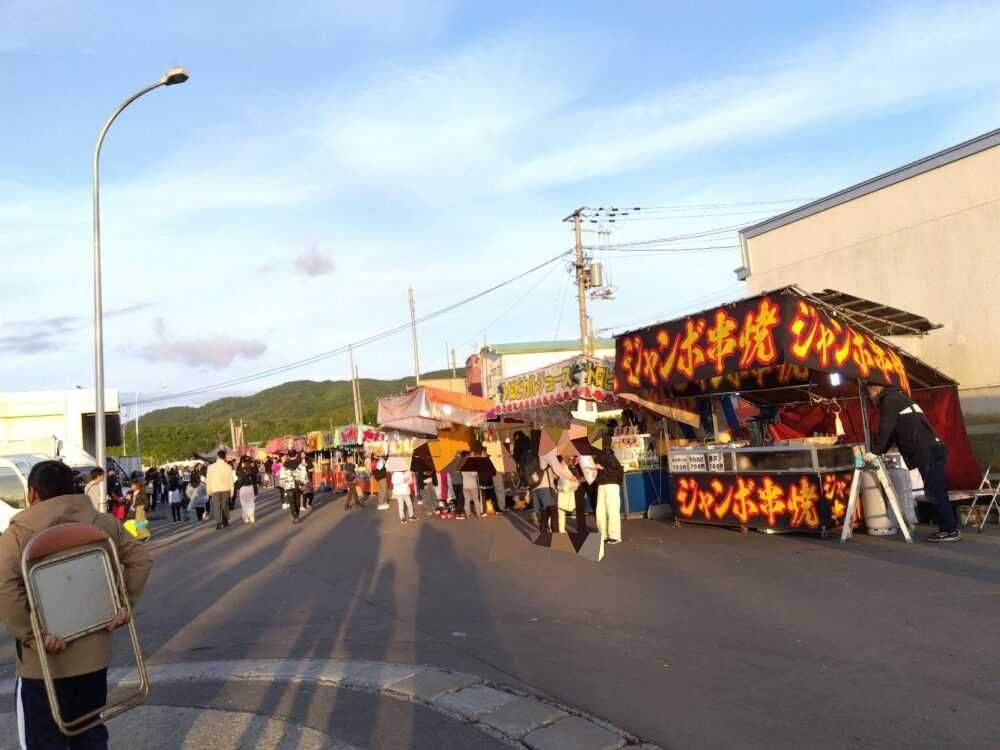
xmin=293 ymin=244 xmax=334 ymax=276
xmin=137 ymin=319 xmax=267 ymax=370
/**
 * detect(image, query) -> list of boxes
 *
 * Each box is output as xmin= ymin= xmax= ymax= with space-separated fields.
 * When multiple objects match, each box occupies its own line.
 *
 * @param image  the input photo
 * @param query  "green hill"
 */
xmin=118 ymin=368 xmax=465 ymax=464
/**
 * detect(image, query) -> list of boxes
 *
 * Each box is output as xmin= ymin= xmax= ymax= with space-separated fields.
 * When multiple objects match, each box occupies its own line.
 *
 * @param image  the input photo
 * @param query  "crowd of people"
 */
xmin=77 ymin=426 xmax=626 ymax=550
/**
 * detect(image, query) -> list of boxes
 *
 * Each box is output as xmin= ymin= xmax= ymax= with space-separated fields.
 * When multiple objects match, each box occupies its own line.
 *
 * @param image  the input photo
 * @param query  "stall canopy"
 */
xmin=377 ymin=386 xmax=495 ymax=436
xmin=614 ymin=285 xmax=981 ymax=488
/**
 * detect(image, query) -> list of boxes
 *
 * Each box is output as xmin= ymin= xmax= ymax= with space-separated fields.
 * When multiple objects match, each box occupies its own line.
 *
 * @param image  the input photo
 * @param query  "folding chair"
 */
xmin=21 ymin=522 xmax=150 ymax=736
xmin=962 ymin=465 xmax=1000 ymax=533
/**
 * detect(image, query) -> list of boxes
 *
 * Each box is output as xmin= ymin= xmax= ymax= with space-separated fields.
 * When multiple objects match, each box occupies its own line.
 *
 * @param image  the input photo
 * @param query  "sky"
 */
xmin=3 ymin=0 xmax=1000 ymax=415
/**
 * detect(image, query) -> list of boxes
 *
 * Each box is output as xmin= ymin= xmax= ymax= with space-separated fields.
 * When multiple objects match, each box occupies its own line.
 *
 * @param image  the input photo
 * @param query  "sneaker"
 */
xmin=401 ymin=518 xmax=408 ymax=525
xmin=409 ymin=515 xmax=419 ymax=521
xmin=377 ymin=503 xmax=390 ymax=511
xmin=282 ymin=503 xmax=290 ymax=510
xmin=926 ymin=530 xmax=961 ymax=543
xmin=606 ymin=538 xmax=622 ymax=545
xmin=456 ymin=513 xmax=467 ymax=520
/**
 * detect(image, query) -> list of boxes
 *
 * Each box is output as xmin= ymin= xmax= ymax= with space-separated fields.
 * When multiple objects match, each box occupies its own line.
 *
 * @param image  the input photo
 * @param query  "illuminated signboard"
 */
xmin=671 ymin=470 xmax=857 ymax=531
xmin=616 ymin=294 xmax=910 ymax=396
xmin=497 ymin=356 xmax=615 ymax=404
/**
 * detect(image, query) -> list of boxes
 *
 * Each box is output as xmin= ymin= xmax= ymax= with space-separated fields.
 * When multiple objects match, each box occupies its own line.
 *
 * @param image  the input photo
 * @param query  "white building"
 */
xmin=737 ymin=127 xmax=1000 ymax=465
xmin=0 ymin=389 xmax=122 ymax=464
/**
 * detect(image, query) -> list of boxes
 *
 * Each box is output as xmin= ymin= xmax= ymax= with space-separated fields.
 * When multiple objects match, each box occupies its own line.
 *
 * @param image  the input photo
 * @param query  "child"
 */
xmin=186 ymin=474 xmax=209 ymax=521
xmin=420 ymin=477 xmax=437 ymax=508
xmin=391 ymin=468 xmax=417 ymax=524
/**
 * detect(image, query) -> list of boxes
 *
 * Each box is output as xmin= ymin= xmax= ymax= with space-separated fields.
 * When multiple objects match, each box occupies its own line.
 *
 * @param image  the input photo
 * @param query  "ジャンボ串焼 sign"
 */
xmin=672 ymin=470 xmax=858 ymax=532
xmin=616 ymin=293 xmax=911 ymax=396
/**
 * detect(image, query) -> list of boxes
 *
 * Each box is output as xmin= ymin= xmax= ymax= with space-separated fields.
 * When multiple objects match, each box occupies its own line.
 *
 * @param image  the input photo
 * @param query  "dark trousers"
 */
xmin=211 ymin=492 xmax=230 ymax=527
xmin=452 ymin=484 xmax=464 ymax=514
xmin=345 ymin=483 xmax=359 ymax=509
xmin=17 ymin=668 xmax=108 ymax=749
xmin=920 ymin=443 xmax=956 ymax=532
xmin=170 ymin=502 xmax=182 ymax=522
xmin=287 ymin=488 xmax=301 ymax=520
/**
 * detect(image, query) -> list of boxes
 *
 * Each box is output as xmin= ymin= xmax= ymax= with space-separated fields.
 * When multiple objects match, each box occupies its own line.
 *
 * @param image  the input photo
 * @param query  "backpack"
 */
xmin=519 ymin=452 xmax=549 ymax=490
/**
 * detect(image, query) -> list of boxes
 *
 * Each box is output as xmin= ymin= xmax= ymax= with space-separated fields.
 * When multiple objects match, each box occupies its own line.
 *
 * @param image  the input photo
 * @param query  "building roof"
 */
xmin=488 ymin=339 xmax=616 ymax=356
xmin=740 ymin=126 xmax=1000 ymax=240
xmin=810 ymin=289 xmax=940 ymax=337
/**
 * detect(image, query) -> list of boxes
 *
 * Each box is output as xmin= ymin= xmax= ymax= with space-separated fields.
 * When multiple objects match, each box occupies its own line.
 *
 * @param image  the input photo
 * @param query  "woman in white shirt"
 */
xmin=391 ymin=469 xmax=417 ymax=525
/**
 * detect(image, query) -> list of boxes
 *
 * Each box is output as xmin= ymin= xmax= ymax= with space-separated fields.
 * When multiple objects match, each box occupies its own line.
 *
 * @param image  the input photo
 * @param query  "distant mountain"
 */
xmin=119 ymin=368 xmax=464 ymax=464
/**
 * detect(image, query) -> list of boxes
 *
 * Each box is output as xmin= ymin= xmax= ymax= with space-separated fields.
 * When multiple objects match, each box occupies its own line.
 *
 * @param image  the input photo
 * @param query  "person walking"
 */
xmin=84 ymin=467 xmax=104 ymax=513
xmin=279 ymin=450 xmax=308 ymax=524
xmin=301 ymin=457 xmax=315 ymax=512
xmin=206 ymin=450 xmax=234 ymax=530
xmin=392 ymin=467 xmax=417 ymax=524
xmin=186 ymin=473 xmax=209 ymax=522
xmin=272 ymin=457 xmax=286 ymax=508
xmin=167 ymin=475 xmax=184 ymax=522
xmin=372 ymin=456 xmax=390 ymax=510
xmin=0 ymin=460 xmax=152 ymax=750
xmin=461 ymin=456 xmax=484 ymax=518
xmin=344 ymin=460 xmax=361 ymax=511
xmin=866 ymin=382 xmax=960 ymax=542
xmin=235 ymin=457 xmax=259 ymax=524
xmin=594 ymin=446 xmax=624 ymax=545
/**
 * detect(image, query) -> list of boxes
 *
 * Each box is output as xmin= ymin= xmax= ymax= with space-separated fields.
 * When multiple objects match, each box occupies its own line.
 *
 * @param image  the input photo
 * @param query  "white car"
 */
xmin=0 ymin=454 xmax=48 ymax=533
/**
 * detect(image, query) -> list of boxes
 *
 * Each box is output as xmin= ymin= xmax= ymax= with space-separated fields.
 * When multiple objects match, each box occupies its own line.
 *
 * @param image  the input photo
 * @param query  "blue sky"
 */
xmin=3 ymin=0 xmax=1000 ymax=413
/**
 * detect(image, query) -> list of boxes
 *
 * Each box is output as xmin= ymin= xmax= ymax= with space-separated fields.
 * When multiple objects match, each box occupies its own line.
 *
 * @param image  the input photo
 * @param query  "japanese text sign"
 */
xmin=616 ymin=294 xmax=910 ymax=395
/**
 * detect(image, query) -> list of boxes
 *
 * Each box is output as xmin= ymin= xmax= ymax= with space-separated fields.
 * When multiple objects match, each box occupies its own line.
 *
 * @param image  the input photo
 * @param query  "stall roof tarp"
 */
xmin=377 ymin=386 xmax=495 ymax=436
xmin=810 ymin=289 xmax=940 ymax=337
xmin=615 ymin=286 xmax=955 ymax=402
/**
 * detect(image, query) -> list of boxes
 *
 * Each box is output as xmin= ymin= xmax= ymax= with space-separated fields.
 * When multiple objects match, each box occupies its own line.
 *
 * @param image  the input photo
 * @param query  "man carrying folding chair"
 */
xmin=0 ymin=460 xmax=153 ymax=749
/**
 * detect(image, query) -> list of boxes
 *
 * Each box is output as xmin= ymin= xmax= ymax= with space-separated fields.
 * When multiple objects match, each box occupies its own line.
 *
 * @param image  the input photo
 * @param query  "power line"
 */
xmin=595 ymin=282 xmax=746 ymax=334
xmin=597 ymin=244 xmax=738 ymax=254
xmin=143 ymin=250 xmax=572 ymax=405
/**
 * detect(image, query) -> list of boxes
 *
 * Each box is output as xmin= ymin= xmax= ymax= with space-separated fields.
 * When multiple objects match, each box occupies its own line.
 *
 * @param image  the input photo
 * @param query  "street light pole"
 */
xmin=92 ymin=67 xmax=188 ymax=512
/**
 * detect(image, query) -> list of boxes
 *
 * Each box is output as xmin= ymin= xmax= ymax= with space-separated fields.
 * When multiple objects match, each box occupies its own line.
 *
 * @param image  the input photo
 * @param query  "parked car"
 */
xmin=0 ymin=454 xmax=48 ymax=533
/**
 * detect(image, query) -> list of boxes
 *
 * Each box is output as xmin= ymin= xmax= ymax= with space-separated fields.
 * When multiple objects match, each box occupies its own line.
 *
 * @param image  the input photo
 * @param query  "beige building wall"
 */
xmin=742 ymin=143 xmax=1000 ymax=464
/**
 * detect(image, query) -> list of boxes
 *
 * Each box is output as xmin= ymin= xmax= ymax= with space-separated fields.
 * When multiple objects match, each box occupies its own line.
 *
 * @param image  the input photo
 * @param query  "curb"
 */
xmin=0 ymin=659 xmax=660 ymax=750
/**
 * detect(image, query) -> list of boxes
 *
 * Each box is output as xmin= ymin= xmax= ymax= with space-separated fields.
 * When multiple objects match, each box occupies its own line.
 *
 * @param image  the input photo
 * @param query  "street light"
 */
xmin=92 ymin=67 xmax=189 ymax=511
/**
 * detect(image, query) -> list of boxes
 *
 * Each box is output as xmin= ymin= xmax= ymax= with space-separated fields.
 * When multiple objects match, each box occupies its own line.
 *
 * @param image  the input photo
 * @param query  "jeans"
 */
xmin=919 ymin=443 xmax=956 ymax=532
xmin=396 ymin=493 xmax=414 ymax=520
xmin=170 ymin=502 xmax=182 ymax=522
xmin=17 ymin=668 xmax=109 ymax=749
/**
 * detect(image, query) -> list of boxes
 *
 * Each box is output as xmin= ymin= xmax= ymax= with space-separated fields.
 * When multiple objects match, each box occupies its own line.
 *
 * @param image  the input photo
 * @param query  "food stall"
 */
xmin=486 ymin=355 xmax=667 ymax=518
xmin=614 ymin=285 xmax=981 ymax=535
xmin=377 ymin=386 xmax=496 ymax=488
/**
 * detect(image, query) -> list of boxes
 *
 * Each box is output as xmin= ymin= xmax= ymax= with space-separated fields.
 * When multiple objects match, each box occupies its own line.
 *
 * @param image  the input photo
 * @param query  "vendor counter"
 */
xmin=667 ymin=444 xmax=858 ymax=533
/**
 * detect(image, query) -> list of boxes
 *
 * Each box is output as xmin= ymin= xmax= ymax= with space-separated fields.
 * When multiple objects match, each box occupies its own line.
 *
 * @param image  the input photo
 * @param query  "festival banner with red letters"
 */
xmin=672 ymin=470 xmax=857 ymax=532
xmin=616 ymin=293 xmax=911 ymax=397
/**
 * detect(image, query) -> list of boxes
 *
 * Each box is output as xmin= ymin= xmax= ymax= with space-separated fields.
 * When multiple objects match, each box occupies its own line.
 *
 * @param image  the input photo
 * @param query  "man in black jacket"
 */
xmin=866 ymin=383 xmax=960 ymax=542
xmin=594 ymin=446 xmax=624 ymax=545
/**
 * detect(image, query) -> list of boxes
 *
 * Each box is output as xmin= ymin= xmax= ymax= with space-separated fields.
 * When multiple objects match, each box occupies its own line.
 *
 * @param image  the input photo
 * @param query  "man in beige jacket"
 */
xmin=205 ymin=451 xmax=235 ymax=530
xmin=0 ymin=460 xmax=152 ymax=749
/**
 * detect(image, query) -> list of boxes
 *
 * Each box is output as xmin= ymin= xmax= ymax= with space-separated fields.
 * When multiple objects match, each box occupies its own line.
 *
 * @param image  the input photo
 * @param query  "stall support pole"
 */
xmin=858 ymin=379 xmax=872 ymax=452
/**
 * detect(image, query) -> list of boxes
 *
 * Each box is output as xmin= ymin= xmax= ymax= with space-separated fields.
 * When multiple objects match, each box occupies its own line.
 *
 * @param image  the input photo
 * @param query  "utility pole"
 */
xmin=408 ymin=286 xmax=421 ymax=386
xmin=355 ymin=365 xmax=364 ymax=423
xmin=451 ymin=348 xmax=458 ymax=378
xmin=563 ymin=207 xmax=592 ymax=356
xmin=349 ymin=344 xmax=362 ymax=425
xmin=239 ymin=418 xmax=245 ymax=450
xmin=134 ymin=391 xmax=141 ymax=462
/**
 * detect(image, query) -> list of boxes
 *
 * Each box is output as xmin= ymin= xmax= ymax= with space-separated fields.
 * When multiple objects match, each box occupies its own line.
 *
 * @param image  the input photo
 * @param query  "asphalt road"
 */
xmin=2 ymin=488 xmax=997 ymax=749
